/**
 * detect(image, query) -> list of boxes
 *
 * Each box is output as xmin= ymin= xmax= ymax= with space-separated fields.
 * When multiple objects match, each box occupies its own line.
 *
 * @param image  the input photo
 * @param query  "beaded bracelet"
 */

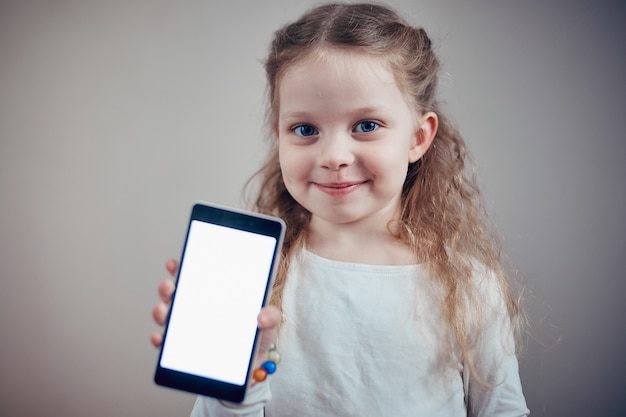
xmin=252 ymin=343 xmax=281 ymax=383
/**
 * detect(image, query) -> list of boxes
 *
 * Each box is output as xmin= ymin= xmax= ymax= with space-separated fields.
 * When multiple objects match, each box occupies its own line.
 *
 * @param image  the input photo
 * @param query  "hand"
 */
xmin=252 ymin=304 xmax=282 ymax=371
xmin=150 ymin=259 xmax=177 ymax=347
xmin=150 ymin=259 xmax=282 ymax=371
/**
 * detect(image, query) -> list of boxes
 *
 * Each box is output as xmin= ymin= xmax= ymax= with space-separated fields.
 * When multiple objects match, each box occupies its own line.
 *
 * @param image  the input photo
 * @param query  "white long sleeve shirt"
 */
xmin=191 ymin=250 xmax=529 ymax=417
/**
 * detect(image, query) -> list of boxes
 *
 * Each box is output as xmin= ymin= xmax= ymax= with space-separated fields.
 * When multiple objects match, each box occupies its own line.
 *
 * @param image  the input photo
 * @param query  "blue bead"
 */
xmin=261 ymin=360 xmax=277 ymax=374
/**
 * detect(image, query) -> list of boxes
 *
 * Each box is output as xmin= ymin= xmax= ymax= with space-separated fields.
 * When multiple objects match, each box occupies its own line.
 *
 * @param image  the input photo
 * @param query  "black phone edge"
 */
xmin=153 ymin=201 xmax=286 ymax=403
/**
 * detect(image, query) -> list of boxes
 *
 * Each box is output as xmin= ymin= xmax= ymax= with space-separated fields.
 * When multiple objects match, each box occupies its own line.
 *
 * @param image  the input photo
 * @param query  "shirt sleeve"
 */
xmin=464 ymin=272 xmax=530 ymax=417
xmin=190 ymin=382 xmax=271 ymax=417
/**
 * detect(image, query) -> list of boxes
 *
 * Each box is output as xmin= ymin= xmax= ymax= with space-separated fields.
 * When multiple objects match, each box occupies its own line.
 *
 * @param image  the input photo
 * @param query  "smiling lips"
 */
xmin=314 ymin=181 xmax=366 ymax=196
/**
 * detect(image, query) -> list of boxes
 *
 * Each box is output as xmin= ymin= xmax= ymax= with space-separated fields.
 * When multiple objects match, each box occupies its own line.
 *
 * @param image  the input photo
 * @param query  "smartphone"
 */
xmin=154 ymin=202 xmax=285 ymax=403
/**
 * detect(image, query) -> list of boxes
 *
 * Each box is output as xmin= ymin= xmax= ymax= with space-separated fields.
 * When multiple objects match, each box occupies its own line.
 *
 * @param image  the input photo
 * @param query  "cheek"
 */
xmin=370 ymin=151 xmax=411 ymax=186
xmin=278 ymin=147 xmax=300 ymax=185
xmin=365 ymin=148 xmax=407 ymax=174
xmin=278 ymin=146 xmax=288 ymax=172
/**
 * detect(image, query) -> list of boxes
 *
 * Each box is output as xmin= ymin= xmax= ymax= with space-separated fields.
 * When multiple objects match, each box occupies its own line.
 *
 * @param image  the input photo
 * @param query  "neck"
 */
xmin=306 ymin=216 xmax=418 ymax=265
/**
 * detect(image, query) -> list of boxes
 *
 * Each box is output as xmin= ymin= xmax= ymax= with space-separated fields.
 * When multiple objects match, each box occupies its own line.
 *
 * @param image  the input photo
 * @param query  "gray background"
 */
xmin=1 ymin=0 xmax=624 ymax=416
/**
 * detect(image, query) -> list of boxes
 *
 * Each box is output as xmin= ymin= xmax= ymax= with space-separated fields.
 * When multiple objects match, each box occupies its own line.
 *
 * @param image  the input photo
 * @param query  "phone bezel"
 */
xmin=154 ymin=202 xmax=285 ymax=403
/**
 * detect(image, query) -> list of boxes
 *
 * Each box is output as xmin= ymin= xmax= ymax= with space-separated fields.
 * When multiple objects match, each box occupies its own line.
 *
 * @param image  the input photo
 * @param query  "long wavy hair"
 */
xmin=244 ymin=2 xmax=524 ymax=383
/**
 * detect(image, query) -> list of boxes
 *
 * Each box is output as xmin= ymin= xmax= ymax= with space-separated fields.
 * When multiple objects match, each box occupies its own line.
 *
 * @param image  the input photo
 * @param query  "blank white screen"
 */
xmin=160 ymin=220 xmax=277 ymax=386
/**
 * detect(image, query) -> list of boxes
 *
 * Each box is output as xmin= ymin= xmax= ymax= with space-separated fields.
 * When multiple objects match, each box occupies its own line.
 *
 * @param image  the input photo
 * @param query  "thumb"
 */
xmin=255 ymin=305 xmax=281 ymax=366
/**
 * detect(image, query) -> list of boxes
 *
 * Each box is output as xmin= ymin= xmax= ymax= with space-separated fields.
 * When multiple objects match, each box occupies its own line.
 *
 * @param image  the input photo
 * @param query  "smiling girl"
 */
xmin=152 ymin=3 xmax=528 ymax=416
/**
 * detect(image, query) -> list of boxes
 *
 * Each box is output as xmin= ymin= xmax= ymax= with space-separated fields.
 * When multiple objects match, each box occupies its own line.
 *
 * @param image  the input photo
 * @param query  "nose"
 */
xmin=318 ymin=133 xmax=355 ymax=170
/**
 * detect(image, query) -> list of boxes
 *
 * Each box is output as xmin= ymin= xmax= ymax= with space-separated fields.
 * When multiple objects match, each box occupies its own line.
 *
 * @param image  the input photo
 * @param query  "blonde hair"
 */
xmin=245 ymin=2 xmax=524 ymax=383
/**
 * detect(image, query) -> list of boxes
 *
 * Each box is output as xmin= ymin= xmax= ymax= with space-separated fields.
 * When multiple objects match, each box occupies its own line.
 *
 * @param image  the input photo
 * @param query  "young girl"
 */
xmin=152 ymin=3 xmax=529 ymax=416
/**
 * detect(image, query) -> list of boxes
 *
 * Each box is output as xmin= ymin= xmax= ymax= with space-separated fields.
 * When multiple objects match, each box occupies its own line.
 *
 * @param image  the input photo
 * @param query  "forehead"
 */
xmin=275 ymin=47 xmax=415 ymax=121
xmin=280 ymin=47 xmax=397 ymax=88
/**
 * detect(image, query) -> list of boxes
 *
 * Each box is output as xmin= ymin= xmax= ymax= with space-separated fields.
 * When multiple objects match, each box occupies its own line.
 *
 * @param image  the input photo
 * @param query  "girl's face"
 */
xmin=276 ymin=49 xmax=436 ymax=229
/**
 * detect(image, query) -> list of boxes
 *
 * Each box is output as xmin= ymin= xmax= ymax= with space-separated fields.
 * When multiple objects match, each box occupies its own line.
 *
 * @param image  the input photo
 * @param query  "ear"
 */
xmin=408 ymin=111 xmax=438 ymax=163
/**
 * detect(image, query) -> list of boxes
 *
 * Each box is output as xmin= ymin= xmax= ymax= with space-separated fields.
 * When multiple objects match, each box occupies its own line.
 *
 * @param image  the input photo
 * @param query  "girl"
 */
xmin=152 ymin=3 xmax=529 ymax=416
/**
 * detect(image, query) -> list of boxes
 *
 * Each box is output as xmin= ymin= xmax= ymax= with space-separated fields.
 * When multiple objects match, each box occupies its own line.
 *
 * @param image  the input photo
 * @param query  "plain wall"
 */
xmin=1 ymin=1 xmax=624 ymax=416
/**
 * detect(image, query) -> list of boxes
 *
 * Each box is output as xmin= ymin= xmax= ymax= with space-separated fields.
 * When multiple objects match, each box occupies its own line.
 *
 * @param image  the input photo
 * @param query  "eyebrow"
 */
xmin=279 ymin=111 xmax=311 ymax=120
xmin=279 ymin=106 xmax=391 ymax=120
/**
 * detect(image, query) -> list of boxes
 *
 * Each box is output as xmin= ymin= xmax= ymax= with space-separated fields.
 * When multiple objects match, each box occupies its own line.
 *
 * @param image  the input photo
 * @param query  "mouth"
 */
xmin=314 ymin=181 xmax=366 ymax=196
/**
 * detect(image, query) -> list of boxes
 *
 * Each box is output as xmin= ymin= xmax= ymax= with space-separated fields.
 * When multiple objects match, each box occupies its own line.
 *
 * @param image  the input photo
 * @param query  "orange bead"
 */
xmin=253 ymin=368 xmax=268 ymax=382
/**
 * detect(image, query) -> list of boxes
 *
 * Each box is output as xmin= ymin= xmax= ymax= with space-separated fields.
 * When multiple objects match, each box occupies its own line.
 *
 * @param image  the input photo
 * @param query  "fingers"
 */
xmin=151 ymin=302 xmax=167 ymax=349
xmin=258 ymin=305 xmax=281 ymax=330
xmin=151 ymin=331 xmax=163 ymax=348
xmin=151 ymin=260 xmax=178 ymax=349
xmin=255 ymin=305 xmax=281 ymax=364
xmin=165 ymin=259 xmax=178 ymax=277
xmin=159 ymin=260 xmax=176 ymax=303
xmin=152 ymin=301 xmax=169 ymax=326
xmin=157 ymin=261 xmax=176 ymax=320
xmin=158 ymin=278 xmax=175 ymax=303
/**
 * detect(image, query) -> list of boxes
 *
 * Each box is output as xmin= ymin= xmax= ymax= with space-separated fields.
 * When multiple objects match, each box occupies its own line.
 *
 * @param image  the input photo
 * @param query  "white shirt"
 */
xmin=191 ymin=250 xmax=529 ymax=417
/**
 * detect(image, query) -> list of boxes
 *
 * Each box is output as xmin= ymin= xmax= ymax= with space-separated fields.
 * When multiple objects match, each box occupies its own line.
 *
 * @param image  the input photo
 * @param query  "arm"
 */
xmin=464 ymin=345 xmax=528 ymax=417
xmin=464 ymin=274 xmax=529 ymax=417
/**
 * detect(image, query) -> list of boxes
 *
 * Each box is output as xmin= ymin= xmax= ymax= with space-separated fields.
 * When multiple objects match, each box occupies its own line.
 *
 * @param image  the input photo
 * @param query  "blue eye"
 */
xmin=355 ymin=121 xmax=379 ymax=133
xmin=294 ymin=124 xmax=318 ymax=137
